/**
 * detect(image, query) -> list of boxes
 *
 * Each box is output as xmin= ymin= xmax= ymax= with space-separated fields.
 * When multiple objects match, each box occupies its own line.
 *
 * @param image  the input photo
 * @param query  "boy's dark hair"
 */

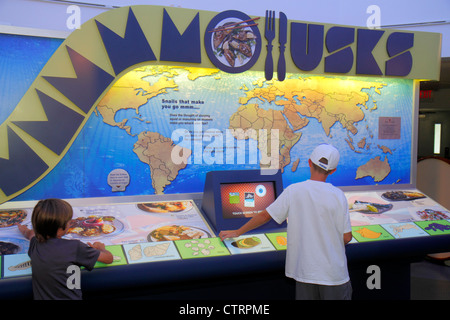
xmin=311 ymin=157 xmax=334 ymax=175
xmin=31 ymin=199 xmax=73 ymax=242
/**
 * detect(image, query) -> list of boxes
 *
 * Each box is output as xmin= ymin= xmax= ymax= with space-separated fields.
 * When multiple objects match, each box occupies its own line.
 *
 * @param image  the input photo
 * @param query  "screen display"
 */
xmin=220 ymin=182 xmax=276 ymax=219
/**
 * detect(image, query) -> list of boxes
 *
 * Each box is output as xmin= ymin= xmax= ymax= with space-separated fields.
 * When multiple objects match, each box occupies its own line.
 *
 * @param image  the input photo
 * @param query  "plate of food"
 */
xmin=65 ymin=215 xmax=124 ymax=239
xmin=381 ymin=191 xmax=425 ymax=201
xmin=349 ymin=200 xmax=393 ymax=214
xmin=0 ymin=209 xmax=28 ymax=228
xmin=211 ymin=19 xmax=258 ymax=68
xmin=147 ymin=225 xmax=210 ymax=242
xmin=204 ymin=10 xmax=261 ymax=73
xmin=231 ymin=236 xmax=261 ymax=249
xmin=416 ymin=208 xmax=450 ymax=220
xmin=137 ymin=201 xmax=193 ymax=214
xmin=0 ymin=237 xmax=29 ymax=255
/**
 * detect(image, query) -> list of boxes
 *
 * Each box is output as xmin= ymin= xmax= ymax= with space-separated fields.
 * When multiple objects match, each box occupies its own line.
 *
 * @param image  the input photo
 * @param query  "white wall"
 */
xmin=417 ymin=158 xmax=450 ymax=210
xmin=0 ymin=0 xmax=449 ymax=56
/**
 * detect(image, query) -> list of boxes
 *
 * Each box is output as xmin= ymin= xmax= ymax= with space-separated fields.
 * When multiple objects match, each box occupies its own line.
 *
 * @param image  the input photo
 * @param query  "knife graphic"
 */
xmin=264 ymin=10 xmax=275 ymax=81
xmin=277 ymin=12 xmax=287 ymax=81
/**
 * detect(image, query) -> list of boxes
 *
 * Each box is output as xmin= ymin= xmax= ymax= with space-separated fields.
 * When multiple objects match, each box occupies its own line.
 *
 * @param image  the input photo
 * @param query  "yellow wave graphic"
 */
xmin=0 ymin=5 xmax=206 ymax=204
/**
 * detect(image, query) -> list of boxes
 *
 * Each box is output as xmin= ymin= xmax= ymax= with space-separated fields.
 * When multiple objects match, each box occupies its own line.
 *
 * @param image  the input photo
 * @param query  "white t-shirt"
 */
xmin=266 ymin=179 xmax=351 ymax=285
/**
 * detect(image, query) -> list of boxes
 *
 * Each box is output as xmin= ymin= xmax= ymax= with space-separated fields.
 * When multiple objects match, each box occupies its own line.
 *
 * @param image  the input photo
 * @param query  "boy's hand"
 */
xmin=16 ymin=223 xmax=34 ymax=240
xmin=88 ymin=241 xmax=106 ymax=250
xmin=219 ymin=210 xmax=271 ymax=241
xmin=219 ymin=230 xmax=241 ymax=241
xmin=88 ymin=241 xmax=114 ymax=264
xmin=16 ymin=223 xmax=28 ymax=234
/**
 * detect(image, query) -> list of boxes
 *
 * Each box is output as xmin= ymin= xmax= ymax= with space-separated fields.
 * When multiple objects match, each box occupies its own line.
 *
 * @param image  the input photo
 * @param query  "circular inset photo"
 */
xmin=204 ymin=10 xmax=261 ymax=73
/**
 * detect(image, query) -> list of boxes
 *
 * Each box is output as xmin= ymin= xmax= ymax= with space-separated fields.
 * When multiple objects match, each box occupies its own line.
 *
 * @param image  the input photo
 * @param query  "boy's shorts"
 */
xmin=295 ymin=281 xmax=352 ymax=300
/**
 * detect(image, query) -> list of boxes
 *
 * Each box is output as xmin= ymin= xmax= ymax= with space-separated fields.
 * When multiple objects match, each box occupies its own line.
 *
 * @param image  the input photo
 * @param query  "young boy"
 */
xmin=219 ymin=144 xmax=353 ymax=300
xmin=18 ymin=198 xmax=113 ymax=300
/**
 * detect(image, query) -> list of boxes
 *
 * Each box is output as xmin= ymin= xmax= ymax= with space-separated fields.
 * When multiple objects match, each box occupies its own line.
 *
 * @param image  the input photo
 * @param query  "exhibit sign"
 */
xmin=0 ymin=5 xmax=442 ymax=204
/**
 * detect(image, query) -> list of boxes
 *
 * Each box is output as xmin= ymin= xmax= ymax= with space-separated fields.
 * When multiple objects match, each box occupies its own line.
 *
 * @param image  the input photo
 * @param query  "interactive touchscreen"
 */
xmin=201 ymin=169 xmax=286 ymax=233
xmin=220 ymin=182 xmax=276 ymax=219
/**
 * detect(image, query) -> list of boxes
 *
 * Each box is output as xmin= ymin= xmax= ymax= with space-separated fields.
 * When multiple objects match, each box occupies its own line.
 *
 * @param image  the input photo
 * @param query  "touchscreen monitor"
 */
xmin=220 ymin=182 xmax=276 ymax=219
xmin=202 ymin=169 xmax=286 ymax=233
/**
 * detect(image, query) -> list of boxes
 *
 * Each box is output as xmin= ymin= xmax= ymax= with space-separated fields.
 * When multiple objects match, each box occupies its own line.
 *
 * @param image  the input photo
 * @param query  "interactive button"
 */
xmin=255 ymin=185 xmax=266 ymax=197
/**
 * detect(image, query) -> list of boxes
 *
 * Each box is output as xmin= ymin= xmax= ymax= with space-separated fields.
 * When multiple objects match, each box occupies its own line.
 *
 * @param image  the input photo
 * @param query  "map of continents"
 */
xmin=230 ymin=76 xmax=390 ymax=179
xmin=95 ymin=65 xmax=401 ymax=194
xmin=96 ymin=66 xmax=215 ymax=193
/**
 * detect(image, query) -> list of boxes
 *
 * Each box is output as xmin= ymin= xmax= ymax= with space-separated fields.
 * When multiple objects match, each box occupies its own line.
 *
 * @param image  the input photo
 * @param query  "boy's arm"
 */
xmin=219 ymin=210 xmax=272 ymax=240
xmin=343 ymin=231 xmax=352 ymax=245
xmin=88 ymin=241 xmax=114 ymax=264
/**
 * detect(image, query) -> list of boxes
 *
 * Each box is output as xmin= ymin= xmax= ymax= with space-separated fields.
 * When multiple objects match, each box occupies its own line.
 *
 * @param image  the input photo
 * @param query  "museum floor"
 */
xmin=410 ymin=258 xmax=450 ymax=300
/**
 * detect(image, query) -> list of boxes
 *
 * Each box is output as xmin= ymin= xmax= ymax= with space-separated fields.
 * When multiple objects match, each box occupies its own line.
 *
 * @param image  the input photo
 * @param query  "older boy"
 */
xmin=219 ymin=144 xmax=352 ymax=300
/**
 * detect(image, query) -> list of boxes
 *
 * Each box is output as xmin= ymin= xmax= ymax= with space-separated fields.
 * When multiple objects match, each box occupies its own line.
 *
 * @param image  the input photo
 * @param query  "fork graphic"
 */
xmin=264 ymin=10 xmax=275 ymax=80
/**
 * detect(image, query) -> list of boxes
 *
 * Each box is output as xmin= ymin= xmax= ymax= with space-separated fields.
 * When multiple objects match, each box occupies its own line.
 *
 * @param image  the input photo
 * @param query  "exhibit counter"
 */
xmin=1 ymin=188 xmax=449 ymax=300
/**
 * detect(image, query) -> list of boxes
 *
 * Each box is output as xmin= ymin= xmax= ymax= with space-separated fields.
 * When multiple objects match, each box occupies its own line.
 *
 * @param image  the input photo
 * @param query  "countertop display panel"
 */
xmin=0 ymin=190 xmax=449 ymax=282
xmin=346 ymin=188 xmax=450 ymax=243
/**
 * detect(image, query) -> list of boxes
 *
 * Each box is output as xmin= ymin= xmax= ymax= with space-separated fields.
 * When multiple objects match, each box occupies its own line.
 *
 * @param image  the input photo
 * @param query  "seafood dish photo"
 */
xmin=349 ymin=200 xmax=393 ymax=214
xmin=211 ymin=18 xmax=258 ymax=68
xmin=147 ymin=225 xmax=209 ymax=242
xmin=231 ymin=236 xmax=261 ymax=249
xmin=137 ymin=201 xmax=192 ymax=213
xmin=66 ymin=215 xmax=122 ymax=238
xmin=381 ymin=190 xmax=425 ymax=201
xmin=0 ymin=240 xmax=20 ymax=255
xmin=416 ymin=208 xmax=450 ymax=220
xmin=0 ymin=209 xmax=27 ymax=228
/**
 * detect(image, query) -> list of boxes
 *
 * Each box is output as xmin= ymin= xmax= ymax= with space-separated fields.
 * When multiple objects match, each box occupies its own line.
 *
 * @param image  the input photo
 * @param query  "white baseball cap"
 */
xmin=310 ymin=144 xmax=340 ymax=171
